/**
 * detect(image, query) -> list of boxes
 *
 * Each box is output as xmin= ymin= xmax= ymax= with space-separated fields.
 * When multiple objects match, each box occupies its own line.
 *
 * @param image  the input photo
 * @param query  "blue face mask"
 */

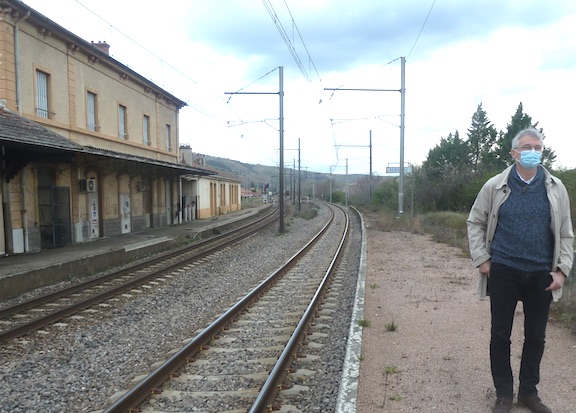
xmin=518 ymin=149 xmax=542 ymax=169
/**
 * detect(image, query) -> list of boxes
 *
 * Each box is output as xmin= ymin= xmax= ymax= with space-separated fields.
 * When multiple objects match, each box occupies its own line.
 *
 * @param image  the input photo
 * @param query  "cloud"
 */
xmin=182 ymin=0 xmax=576 ymax=77
xmin=19 ymin=0 xmax=576 ymax=173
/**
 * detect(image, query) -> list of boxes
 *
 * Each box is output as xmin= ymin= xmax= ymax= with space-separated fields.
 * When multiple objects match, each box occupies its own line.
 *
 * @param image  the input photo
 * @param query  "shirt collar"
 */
xmin=514 ymin=164 xmax=541 ymax=185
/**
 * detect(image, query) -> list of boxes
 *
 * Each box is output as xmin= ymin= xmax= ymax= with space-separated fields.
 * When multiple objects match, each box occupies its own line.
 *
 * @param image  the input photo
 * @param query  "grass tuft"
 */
xmin=384 ymin=366 xmax=399 ymax=374
xmin=385 ymin=320 xmax=398 ymax=331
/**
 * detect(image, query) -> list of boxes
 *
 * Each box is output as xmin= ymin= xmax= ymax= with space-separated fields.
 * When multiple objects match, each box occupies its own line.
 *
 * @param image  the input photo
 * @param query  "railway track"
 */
xmin=0 ymin=206 xmax=279 ymax=343
xmin=101 ymin=203 xmax=351 ymax=413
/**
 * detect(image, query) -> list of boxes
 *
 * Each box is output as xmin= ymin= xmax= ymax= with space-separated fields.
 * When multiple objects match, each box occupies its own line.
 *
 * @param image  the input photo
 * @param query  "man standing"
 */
xmin=467 ymin=128 xmax=573 ymax=413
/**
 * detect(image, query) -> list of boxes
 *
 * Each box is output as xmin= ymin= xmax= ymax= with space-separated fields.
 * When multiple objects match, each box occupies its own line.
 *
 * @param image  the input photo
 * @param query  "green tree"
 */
xmin=411 ymin=102 xmax=560 ymax=214
xmin=495 ymin=102 xmax=556 ymax=169
xmin=413 ymin=131 xmax=475 ymax=211
xmin=421 ymin=131 xmax=469 ymax=180
xmin=372 ymin=179 xmax=398 ymax=211
xmin=552 ymin=168 xmax=576 ymax=223
xmin=467 ymin=103 xmax=498 ymax=174
xmin=331 ymin=190 xmax=346 ymax=204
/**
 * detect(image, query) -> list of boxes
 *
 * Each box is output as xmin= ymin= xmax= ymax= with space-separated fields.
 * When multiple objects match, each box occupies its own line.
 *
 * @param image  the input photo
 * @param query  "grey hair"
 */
xmin=511 ymin=128 xmax=544 ymax=149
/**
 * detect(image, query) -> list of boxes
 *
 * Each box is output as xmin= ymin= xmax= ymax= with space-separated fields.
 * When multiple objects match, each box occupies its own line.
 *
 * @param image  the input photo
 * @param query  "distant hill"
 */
xmin=194 ymin=153 xmax=391 ymax=201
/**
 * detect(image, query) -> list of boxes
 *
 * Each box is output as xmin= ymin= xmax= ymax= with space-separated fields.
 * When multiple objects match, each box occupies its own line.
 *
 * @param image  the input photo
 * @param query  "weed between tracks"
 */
xmin=294 ymin=203 xmax=319 ymax=220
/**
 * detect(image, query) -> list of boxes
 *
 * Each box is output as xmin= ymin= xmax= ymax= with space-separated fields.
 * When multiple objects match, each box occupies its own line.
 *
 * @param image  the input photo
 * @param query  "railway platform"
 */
xmin=0 ymin=204 xmax=272 ymax=301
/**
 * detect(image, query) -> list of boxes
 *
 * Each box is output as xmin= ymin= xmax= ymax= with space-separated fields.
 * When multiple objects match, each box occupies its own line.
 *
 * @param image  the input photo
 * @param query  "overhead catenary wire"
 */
xmin=330 ymin=115 xmax=399 ymax=128
xmin=324 ymin=57 xmax=404 ymax=166
xmin=226 ymin=67 xmax=279 ymax=103
xmin=261 ymin=0 xmax=321 ymax=83
xmin=67 ymin=0 xmax=328 ymax=168
xmin=224 ymin=67 xmax=283 ymax=143
xmin=72 ymin=0 xmax=283 ymax=157
xmin=69 ymin=0 xmax=243 ymax=124
xmin=323 ymin=0 xmax=436 ymax=171
xmin=407 ymin=0 xmax=436 ymax=60
xmin=72 ymin=0 xmax=198 ymax=86
xmin=281 ymin=0 xmax=321 ymax=82
xmin=44 ymin=0 xmax=409 ymax=174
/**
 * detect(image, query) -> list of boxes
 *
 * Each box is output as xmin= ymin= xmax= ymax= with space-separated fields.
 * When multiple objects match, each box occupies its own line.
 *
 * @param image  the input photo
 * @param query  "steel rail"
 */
xmin=0 ymin=207 xmax=279 ymax=343
xmin=0 ymin=206 xmax=276 ymax=320
xmin=102 ymin=205 xmax=338 ymax=413
xmin=249 ymin=204 xmax=349 ymax=412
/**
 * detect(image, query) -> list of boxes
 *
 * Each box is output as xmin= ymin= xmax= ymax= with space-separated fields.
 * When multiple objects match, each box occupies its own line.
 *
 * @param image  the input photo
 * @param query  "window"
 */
xmin=165 ymin=124 xmax=171 ymax=151
xmin=118 ymin=105 xmax=128 ymax=139
xmin=36 ymin=70 xmax=50 ymax=118
xmin=143 ymin=115 xmax=150 ymax=145
xmin=87 ymin=92 xmax=98 ymax=131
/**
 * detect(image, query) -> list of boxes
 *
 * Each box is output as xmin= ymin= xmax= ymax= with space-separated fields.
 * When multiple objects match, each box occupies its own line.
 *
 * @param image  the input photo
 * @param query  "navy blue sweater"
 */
xmin=491 ymin=166 xmax=554 ymax=272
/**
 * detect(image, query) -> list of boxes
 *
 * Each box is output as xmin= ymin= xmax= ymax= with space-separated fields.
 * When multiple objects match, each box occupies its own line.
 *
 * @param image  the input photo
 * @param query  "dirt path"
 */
xmin=356 ymin=229 xmax=576 ymax=413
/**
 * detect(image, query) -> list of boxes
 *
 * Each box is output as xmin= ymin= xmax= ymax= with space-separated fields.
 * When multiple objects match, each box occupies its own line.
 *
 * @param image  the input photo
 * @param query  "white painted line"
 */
xmin=124 ymin=236 xmax=171 ymax=252
xmin=336 ymin=207 xmax=366 ymax=413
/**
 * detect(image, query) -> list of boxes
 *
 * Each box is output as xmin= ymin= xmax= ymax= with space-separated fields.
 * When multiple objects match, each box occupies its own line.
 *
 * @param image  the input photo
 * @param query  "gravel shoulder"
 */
xmin=356 ymin=228 xmax=576 ymax=413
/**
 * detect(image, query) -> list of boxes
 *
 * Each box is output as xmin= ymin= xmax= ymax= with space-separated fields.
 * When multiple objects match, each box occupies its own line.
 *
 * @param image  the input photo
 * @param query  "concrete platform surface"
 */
xmin=0 ymin=205 xmax=271 ymax=300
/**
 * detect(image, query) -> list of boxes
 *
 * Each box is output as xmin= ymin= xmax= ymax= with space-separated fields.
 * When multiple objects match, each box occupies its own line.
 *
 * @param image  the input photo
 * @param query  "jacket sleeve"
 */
xmin=467 ymin=184 xmax=491 ymax=268
xmin=557 ymin=184 xmax=574 ymax=278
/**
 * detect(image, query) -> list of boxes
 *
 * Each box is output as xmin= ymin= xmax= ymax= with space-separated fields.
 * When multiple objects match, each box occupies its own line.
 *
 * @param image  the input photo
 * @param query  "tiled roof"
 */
xmin=0 ymin=106 xmax=212 ymax=175
xmin=0 ymin=106 xmax=84 ymax=152
xmin=83 ymin=146 xmax=214 ymax=176
xmin=186 ymin=161 xmax=241 ymax=181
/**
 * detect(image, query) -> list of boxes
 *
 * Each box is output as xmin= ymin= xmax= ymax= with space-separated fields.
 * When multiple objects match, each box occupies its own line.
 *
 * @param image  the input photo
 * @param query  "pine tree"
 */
xmin=467 ymin=103 xmax=498 ymax=174
xmin=494 ymin=102 xmax=556 ymax=169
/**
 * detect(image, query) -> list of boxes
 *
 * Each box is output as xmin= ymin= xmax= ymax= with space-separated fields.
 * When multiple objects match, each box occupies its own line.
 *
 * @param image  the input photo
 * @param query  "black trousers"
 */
xmin=489 ymin=263 xmax=552 ymax=399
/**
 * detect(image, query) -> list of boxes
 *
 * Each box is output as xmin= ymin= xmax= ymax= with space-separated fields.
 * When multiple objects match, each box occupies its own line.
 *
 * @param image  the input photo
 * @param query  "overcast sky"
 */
xmin=22 ymin=0 xmax=576 ymax=175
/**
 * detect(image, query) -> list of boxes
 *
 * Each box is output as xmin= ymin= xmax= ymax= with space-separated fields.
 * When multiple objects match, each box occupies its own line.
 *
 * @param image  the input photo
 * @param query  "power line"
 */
xmin=70 ymin=0 xmax=286 ymax=166
xmin=380 ymin=57 xmax=401 ymax=69
xmin=71 ymin=0 xmax=320 ymax=141
xmin=261 ymin=0 xmax=321 ymax=82
xmin=323 ymin=58 xmax=403 ymax=164
xmin=281 ymin=0 xmax=321 ymax=81
xmin=262 ymin=0 xmax=308 ymax=80
xmin=226 ymin=67 xmax=279 ymax=103
xmin=224 ymin=67 xmax=283 ymax=145
xmin=71 ymin=0 xmax=279 ymax=144
xmin=330 ymin=115 xmax=399 ymax=128
xmin=407 ymin=0 xmax=436 ymax=59
xmin=72 ymin=0 xmax=199 ymax=87
xmin=74 ymin=0 xmax=250 ymax=124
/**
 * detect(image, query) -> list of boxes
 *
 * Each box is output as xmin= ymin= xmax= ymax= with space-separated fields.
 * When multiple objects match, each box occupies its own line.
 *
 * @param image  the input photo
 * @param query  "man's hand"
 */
xmin=546 ymin=270 xmax=566 ymax=291
xmin=479 ymin=260 xmax=491 ymax=277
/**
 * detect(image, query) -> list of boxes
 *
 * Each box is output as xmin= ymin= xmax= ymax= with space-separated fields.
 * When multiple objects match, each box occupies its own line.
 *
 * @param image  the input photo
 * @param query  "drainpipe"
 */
xmin=20 ymin=168 xmax=28 ymax=252
xmin=14 ymin=11 xmax=31 ymax=114
xmin=0 ymin=146 xmax=6 ymax=255
xmin=14 ymin=12 xmax=31 ymax=252
xmin=178 ymin=177 xmax=183 ymax=224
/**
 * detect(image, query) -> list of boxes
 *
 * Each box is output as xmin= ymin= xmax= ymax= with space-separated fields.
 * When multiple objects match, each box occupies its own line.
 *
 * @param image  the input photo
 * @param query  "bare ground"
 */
xmin=356 ymin=229 xmax=576 ymax=413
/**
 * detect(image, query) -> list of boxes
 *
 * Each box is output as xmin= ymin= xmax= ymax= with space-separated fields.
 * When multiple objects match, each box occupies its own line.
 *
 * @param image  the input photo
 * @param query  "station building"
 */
xmin=179 ymin=147 xmax=242 ymax=220
xmin=0 ymin=0 xmax=241 ymax=255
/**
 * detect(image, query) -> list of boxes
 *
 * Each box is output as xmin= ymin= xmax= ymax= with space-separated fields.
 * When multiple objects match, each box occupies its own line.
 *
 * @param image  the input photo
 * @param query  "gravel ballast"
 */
xmin=0 ymin=204 xmax=362 ymax=413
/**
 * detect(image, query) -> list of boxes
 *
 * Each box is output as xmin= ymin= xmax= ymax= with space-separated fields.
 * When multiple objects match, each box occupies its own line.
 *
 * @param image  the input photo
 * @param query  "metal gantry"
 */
xmin=324 ymin=56 xmax=406 ymax=216
xmin=226 ymin=66 xmax=285 ymax=233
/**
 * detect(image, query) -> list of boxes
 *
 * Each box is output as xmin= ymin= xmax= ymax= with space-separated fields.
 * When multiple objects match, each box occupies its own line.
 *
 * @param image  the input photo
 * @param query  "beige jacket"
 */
xmin=467 ymin=165 xmax=574 ymax=302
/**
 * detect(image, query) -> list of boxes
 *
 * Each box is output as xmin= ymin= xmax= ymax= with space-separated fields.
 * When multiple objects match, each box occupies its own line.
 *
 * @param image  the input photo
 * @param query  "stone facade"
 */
xmin=0 ymin=0 xmax=214 ymax=254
